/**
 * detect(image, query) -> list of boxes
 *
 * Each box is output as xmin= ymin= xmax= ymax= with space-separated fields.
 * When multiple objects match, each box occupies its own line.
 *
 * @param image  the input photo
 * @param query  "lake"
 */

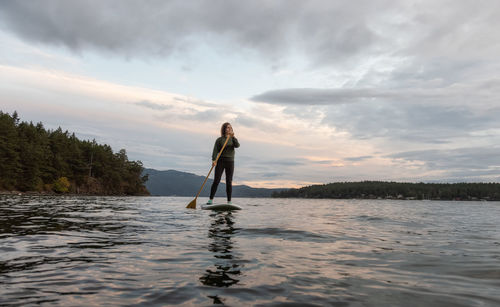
xmin=1 ymin=196 xmax=499 ymax=306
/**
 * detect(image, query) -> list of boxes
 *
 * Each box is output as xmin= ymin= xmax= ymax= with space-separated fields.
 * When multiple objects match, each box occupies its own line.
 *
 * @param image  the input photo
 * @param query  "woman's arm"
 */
xmin=232 ymin=137 xmax=240 ymax=148
xmin=211 ymin=138 xmax=221 ymax=161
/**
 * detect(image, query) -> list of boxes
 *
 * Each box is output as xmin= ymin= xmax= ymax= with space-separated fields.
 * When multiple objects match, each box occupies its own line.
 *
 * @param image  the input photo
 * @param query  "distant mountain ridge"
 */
xmin=143 ymin=168 xmax=284 ymax=197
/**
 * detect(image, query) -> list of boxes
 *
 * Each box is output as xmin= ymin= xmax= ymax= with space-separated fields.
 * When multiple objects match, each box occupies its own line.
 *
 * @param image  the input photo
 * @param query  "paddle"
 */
xmin=186 ymin=135 xmax=231 ymax=209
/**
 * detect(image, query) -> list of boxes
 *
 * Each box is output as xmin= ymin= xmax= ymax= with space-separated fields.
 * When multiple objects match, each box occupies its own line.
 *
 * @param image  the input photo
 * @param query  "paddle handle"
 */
xmin=194 ymin=136 xmax=231 ymax=200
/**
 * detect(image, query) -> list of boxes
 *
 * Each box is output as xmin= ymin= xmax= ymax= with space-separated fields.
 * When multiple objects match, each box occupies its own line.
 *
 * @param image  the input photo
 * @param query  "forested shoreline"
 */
xmin=0 ymin=111 xmax=149 ymax=195
xmin=272 ymin=181 xmax=500 ymax=201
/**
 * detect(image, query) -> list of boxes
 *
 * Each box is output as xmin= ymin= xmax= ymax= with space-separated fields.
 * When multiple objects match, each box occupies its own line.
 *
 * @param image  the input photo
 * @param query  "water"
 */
xmin=1 ymin=196 xmax=499 ymax=306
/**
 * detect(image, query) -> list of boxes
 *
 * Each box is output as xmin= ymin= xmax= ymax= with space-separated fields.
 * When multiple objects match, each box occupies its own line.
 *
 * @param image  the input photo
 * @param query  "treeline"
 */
xmin=272 ymin=181 xmax=500 ymax=201
xmin=0 ymin=111 xmax=148 ymax=195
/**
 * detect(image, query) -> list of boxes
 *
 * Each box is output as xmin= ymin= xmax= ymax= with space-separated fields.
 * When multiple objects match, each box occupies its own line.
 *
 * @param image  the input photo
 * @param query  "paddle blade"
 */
xmin=186 ymin=198 xmax=197 ymax=209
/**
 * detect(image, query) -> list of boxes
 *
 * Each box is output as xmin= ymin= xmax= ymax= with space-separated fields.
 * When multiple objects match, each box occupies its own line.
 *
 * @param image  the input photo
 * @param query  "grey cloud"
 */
xmin=155 ymin=105 xmax=286 ymax=132
xmin=311 ymin=160 xmax=331 ymax=165
xmin=237 ymin=157 xmax=303 ymax=181
xmin=156 ymin=108 xmax=224 ymax=122
xmin=233 ymin=113 xmax=288 ymax=134
xmin=389 ymin=147 xmax=500 ymax=169
xmin=345 ymin=155 xmax=372 ymax=162
xmin=281 ymin=106 xmax=324 ymax=124
xmin=1 ymin=1 xmax=498 ymax=70
xmin=261 ymin=172 xmax=282 ymax=178
xmin=306 ymin=23 xmax=381 ymax=68
xmin=250 ymin=84 xmax=493 ymax=106
xmin=387 ymin=58 xmax=485 ymax=88
xmin=0 ymin=0 xmax=394 ymax=64
xmin=234 ymin=114 xmax=259 ymax=128
xmin=173 ymin=97 xmax=218 ymax=108
xmin=322 ymin=102 xmax=500 ymax=143
xmin=388 ymin=147 xmax=500 ymax=180
xmin=185 ymin=109 xmax=222 ymax=121
xmin=400 ymin=2 xmax=500 ymax=59
xmin=445 ymin=170 xmax=500 ymax=180
xmin=250 ymin=87 xmax=500 ymax=148
xmin=251 ymin=88 xmax=383 ymax=105
xmin=252 ymin=85 xmax=500 ymax=143
xmin=241 ymin=155 xmax=305 ymax=168
xmin=135 ymin=100 xmax=171 ymax=111
xmin=263 ymin=159 xmax=304 ymax=167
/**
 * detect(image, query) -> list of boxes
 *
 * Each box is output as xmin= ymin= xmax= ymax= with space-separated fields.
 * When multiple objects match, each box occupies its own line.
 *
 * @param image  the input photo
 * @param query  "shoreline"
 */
xmin=1 ymin=191 xmax=495 ymax=201
xmin=0 ymin=191 xmax=149 ymax=197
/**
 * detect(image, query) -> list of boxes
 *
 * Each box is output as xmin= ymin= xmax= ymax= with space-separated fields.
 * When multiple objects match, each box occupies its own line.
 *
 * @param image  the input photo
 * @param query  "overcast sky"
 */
xmin=1 ymin=0 xmax=499 ymax=188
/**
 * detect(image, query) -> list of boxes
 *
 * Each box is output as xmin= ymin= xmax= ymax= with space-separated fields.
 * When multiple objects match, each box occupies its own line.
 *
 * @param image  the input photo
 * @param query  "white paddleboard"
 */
xmin=201 ymin=203 xmax=242 ymax=211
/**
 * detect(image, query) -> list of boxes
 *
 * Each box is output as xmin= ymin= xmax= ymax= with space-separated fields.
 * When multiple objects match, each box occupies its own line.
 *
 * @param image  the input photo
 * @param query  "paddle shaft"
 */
xmin=194 ymin=136 xmax=231 ymax=200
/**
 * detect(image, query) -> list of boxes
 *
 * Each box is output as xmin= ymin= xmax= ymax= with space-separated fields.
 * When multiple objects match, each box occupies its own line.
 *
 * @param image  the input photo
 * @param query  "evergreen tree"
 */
xmin=0 ymin=111 xmax=149 ymax=195
xmin=272 ymin=181 xmax=500 ymax=201
xmin=0 ymin=111 xmax=21 ymax=189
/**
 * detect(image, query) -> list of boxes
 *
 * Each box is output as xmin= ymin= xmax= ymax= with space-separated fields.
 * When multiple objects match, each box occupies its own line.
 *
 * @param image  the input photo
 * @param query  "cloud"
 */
xmin=2 ymin=1 xmax=497 ymax=69
xmin=233 ymin=113 xmax=259 ymax=128
xmin=344 ymin=155 xmax=372 ymax=162
xmin=135 ymin=100 xmax=171 ymax=111
xmin=3 ymin=1 xmax=500 ymax=186
xmin=399 ymin=2 xmax=500 ymax=60
xmin=323 ymin=102 xmax=500 ymax=143
xmin=184 ymin=108 xmax=223 ymax=121
xmin=1 ymin=1 xmax=499 ymax=71
xmin=0 ymin=0 xmax=403 ymax=66
xmin=249 ymin=80 xmax=500 ymax=144
xmin=173 ymin=96 xmax=218 ymax=108
xmin=250 ymin=80 xmax=500 ymax=106
xmin=251 ymin=88 xmax=381 ymax=105
xmin=261 ymin=172 xmax=282 ymax=178
xmin=242 ymin=156 xmax=305 ymax=168
xmin=250 ymin=87 xmax=451 ymax=105
xmin=388 ymin=146 xmax=500 ymax=180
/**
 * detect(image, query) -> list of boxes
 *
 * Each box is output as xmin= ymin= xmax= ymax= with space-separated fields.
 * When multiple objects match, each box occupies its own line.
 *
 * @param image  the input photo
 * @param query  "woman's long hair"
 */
xmin=220 ymin=122 xmax=231 ymax=136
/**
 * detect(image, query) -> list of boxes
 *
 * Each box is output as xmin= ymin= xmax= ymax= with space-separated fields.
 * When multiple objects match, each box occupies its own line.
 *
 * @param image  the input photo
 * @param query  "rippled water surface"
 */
xmin=1 ymin=196 xmax=500 ymax=306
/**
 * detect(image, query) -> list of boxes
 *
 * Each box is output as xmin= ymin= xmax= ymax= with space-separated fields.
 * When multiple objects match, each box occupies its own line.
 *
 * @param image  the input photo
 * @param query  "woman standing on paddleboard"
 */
xmin=207 ymin=123 xmax=240 ymax=205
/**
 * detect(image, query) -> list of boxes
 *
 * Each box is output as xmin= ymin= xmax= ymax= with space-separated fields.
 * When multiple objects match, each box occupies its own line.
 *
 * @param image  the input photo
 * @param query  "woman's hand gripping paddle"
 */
xmin=186 ymin=136 xmax=231 ymax=209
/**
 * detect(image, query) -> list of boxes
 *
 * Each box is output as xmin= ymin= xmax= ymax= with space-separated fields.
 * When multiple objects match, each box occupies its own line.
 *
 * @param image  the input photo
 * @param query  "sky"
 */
xmin=1 ymin=0 xmax=500 ymax=188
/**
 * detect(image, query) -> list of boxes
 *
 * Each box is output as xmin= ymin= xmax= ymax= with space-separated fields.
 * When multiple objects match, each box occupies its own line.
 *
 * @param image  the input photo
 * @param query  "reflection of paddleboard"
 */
xmin=201 ymin=203 xmax=242 ymax=211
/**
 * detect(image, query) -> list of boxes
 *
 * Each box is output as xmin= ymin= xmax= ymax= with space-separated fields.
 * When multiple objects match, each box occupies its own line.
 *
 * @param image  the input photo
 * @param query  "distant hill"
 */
xmin=272 ymin=181 xmax=500 ymax=200
xmin=143 ymin=168 xmax=284 ymax=197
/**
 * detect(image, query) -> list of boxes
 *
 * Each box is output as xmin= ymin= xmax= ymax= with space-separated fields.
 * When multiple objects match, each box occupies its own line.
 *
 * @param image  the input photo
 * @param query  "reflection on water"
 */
xmin=1 ymin=196 xmax=500 ymax=306
xmin=0 ymin=196 xmax=142 ymax=239
xmin=0 ymin=196 xmax=147 ymax=305
xmin=200 ymin=211 xmax=241 ymax=290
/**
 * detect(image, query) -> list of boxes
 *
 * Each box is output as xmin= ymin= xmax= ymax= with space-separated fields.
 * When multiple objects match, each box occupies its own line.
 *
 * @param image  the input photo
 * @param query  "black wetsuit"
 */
xmin=209 ymin=136 xmax=240 ymax=201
